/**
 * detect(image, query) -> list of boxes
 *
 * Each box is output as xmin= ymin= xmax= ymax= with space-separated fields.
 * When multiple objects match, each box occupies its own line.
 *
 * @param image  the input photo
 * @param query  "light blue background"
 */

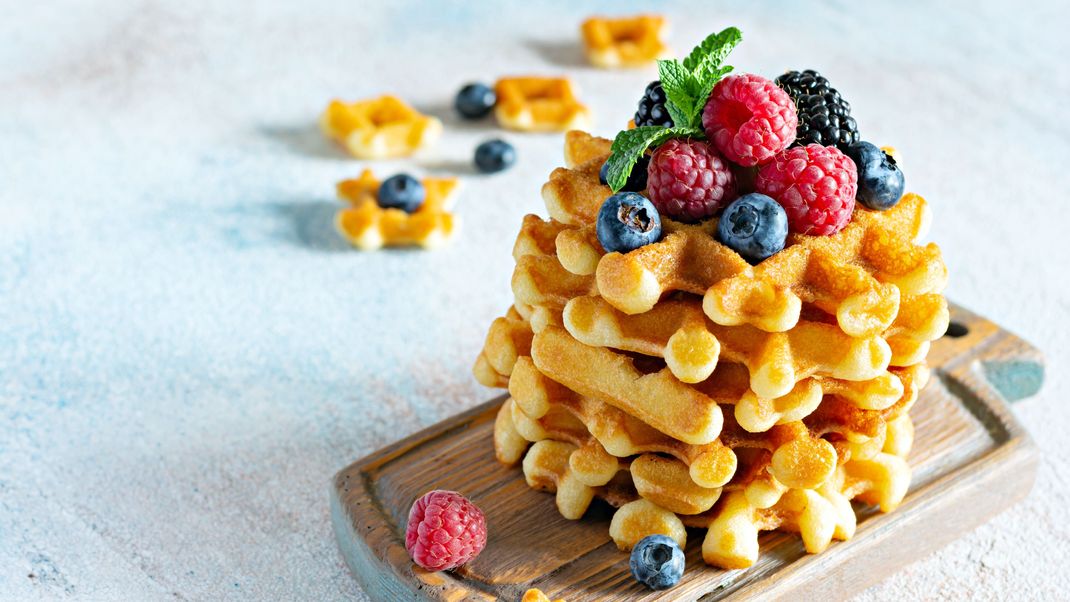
xmin=2 ymin=1 xmax=1067 ymax=599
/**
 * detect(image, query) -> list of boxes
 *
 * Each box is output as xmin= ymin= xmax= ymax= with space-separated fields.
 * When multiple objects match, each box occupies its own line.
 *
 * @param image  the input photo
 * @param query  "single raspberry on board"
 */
xmin=646 ymin=138 xmax=737 ymax=222
xmin=404 ymin=490 xmax=487 ymax=571
xmin=702 ymin=73 xmax=797 ymax=167
xmin=755 ymin=144 xmax=858 ymax=236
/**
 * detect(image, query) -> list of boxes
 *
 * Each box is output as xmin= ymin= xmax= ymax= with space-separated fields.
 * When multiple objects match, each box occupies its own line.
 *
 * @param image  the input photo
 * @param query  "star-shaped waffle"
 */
xmin=334 ymin=169 xmax=458 ymax=250
xmin=319 ymin=95 xmax=441 ymax=159
xmin=494 ymin=77 xmax=592 ymax=132
xmin=580 ymin=15 xmax=671 ymax=68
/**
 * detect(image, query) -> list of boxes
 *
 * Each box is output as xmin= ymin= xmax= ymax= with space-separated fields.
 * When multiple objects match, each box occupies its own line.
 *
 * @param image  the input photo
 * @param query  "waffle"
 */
xmin=474 ymin=130 xmax=947 ymax=568
xmin=515 ymin=411 xmax=913 ymax=566
xmin=494 ymin=77 xmax=592 ymax=132
xmin=499 ymin=350 xmax=923 ymax=493
xmin=580 ymin=15 xmax=670 ymax=68
xmin=540 ymin=133 xmax=949 ymax=340
xmin=334 ymin=169 xmax=458 ymax=250
xmin=319 ymin=95 xmax=441 ymax=159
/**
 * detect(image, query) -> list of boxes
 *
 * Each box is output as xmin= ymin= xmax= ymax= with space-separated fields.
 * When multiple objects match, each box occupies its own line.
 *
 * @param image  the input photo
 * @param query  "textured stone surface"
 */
xmin=1 ymin=1 xmax=1067 ymax=600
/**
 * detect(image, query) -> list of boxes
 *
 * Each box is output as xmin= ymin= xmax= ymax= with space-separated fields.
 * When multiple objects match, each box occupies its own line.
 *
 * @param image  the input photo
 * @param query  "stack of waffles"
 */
xmin=473 ymin=131 xmax=950 ymax=568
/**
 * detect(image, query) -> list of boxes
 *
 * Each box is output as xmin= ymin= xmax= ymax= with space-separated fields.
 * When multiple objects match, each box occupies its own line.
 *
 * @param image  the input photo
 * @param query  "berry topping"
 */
xmin=629 ymin=535 xmax=685 ymax=590
xmin=701 ymin=73 xmax=797 ymax=167
xmin=474 ymin=139 xmax=516 ymax=173
xmin=775 ymin=70 xmax=859 ymax=150
xmin=646 ymin=138 xmax=737 ymax=222
xmin=716 ymin=193 xmax=788 ymax=264
xmin=600 ymin=155 xmax=650 ymax=191
xmin=755 ymin=144 xmax=858 ymax=236
xmin=404 ymin=490 xmax=487 ymax=572
xmin=596 ymin=192 xmax=663 ymax=253
xmin=454 ymin=83 xmax=496 ymax=119
xmin=378 ymin=174 xmax=425 ymax=213
xmin=844 ymin=141 xmax=905 ymax=210
xmin=634 ymin=81 xmax=674 ymax=128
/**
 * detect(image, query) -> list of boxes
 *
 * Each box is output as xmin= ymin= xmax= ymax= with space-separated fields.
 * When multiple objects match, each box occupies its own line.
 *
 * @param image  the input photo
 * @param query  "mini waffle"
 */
xmin=320 ymin=95 xmax=441 ymax=159
xmin=580 ymin=15 xmax=670 ymax=68
xmin=334 ymin=169 xmax=458 ymax=250
xmin=494 ymin=77 xmax=592 ymax=132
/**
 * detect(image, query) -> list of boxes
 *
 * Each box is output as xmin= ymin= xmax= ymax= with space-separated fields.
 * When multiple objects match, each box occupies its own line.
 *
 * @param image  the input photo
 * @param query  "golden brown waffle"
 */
xmin=475 ymin=129 xmax=946 ymax=569
xmin=540 ymin=133 xmax=949 ymax=342
xmin=334 ymin=169 xmax=458 ymax=250
xmin=580 ymin=15 xmax=670 ymax=68
xmin=319 ymin=96 xmax=441 ymax=159
xmin=494 ymin=77 xmax=592 ymax=132
xmin=499 ymin=352 xmax=925 ymax=495
xmin=515 ymin=410 xmax=912 ymax=566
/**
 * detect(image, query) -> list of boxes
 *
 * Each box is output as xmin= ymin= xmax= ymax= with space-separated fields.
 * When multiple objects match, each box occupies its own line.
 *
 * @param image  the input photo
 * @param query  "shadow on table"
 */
xmin=267 ymin=200 xmax=351 ymax=252
xmin=257 ymin=123 xmax=348 ymax=159
xmin=413 ymin=100 xmax=495 ymax=133
xmin=524 ymin=38 xmax=588 ymax=69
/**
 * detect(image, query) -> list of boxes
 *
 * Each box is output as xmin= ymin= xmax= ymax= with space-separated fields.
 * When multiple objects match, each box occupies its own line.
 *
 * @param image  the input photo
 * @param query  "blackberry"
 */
xmin=775 ymin=70 xmax=859 ymax=150
xmin=634 ymin=81 xmax=674 ymax=128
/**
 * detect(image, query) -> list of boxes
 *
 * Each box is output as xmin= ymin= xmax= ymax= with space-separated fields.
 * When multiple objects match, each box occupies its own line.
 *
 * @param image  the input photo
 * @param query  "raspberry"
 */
xmin=701 ymin=74 xmax=797 ymax=167
xmin=404 ymin=490 xmax=487 ymax=571
xmin=646 ymin=138 xmax=737 ymax=222
xmin=755 ymin=144 xmax=858 ymax=236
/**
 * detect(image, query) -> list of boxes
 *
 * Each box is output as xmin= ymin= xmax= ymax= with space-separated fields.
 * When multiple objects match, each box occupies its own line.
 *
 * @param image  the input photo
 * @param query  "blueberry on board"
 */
xmin=629 ymin=534 xmax=685 ymax=590
xmin=596 ymin=192 xmax=662 ymax=253
xmin=377 ymin=174 xmax=425 ymax=213
xmin=455 ymin=83 xmax=496 ymax=119
xmin=716 ymin=193 xmax=788 ymax=264
xmin=474 ymin=139 xmax=516 ymax=173
xmin=599 ymin=155 xmax=650 ymax=191
xmin=845 ymin=141 xmax=905 ymax=210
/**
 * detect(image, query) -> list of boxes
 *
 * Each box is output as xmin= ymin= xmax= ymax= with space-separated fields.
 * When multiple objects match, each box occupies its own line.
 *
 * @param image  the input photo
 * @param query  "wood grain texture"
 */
xmin=331 ymin=303 xmax=1042 ymax=601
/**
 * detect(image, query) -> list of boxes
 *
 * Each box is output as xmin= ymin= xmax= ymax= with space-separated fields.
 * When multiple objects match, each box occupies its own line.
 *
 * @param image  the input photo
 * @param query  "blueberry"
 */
xmin=845 ymin=141 xmax=905 ymax=210
xmin=377 ymin=174 xmax=425 ymax=213
xmin=629 ymin=535 xmax=684 ymax=590
xmin=596 ymin=192 xmax=662 ymax=253
xmin=599 ymin=155 xmax=650 ymax=192
xmin=474 ymin=139 xmax=516 ymax=173
xmin=716 ymin=193 xmax=788 ymax=264
xmin=455 ymin=83 xmax=496 ymax=119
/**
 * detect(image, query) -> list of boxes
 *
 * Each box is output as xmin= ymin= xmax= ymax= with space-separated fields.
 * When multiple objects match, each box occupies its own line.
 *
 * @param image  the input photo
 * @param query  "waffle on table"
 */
xmin=474 ymin=130 xmax=948 ymax=568
xmin=580 ymin=15 xmax=671 ymax=68
xmin=320 ymin=95 xmax=441 ymax=159
xmin=494 ymin=77 xmax=593 ymax=132
xmin=334 ymin=169 xmax=458 ymax=250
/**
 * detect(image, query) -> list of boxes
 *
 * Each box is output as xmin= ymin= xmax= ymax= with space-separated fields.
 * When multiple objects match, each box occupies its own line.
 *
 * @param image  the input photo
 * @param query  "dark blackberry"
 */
xmin=634 ymin=80 xmax=674 ymax=128
xmin=775 ymin=70 xmax=860 ymax=150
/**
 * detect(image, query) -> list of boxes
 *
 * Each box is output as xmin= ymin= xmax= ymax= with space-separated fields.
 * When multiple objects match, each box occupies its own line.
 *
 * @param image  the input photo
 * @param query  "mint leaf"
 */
xmin=682 ymin=27 xmax=742 ymax=81
xmin=605 ymin=126 xmax=701 ymax=192
xmin=657 ymin=60 xmax=696 ymax=127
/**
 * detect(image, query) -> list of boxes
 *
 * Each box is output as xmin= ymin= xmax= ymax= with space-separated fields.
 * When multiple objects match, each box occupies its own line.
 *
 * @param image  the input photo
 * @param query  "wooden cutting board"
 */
xmin=331 ymin=303 xmax=1043 ymax=601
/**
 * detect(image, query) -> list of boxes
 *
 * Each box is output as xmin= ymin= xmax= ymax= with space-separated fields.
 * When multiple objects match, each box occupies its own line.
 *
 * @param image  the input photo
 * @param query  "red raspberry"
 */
xmin=702 ymin=74 xmax=797 ymax=167
xmin=646 ymin=138 xmax=737 ymax=222
xmin=404 ymin=490 xmax=487 ymax=571
xmin=755 ymin=144 xmax=858 ymax=236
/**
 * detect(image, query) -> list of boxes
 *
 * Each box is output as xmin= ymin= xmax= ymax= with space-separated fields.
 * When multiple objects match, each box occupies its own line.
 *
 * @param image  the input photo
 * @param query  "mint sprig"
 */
xmin=606 ymin=126 xmax=697 ymax=191
xmin=606 ymin=27 xmax=743 ymax=192
xmin=682 ymin=27 xmax=742 ymax=84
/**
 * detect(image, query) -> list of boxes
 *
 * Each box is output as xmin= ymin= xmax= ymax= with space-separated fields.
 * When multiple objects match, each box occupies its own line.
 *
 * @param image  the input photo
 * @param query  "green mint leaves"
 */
xmin=682 ymin=27 xmax=742 ymax=86
xmin=605 ymin=126 xmax=696 ymax=192
xmin=606 ymin=27 xmax=743 ymax=192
